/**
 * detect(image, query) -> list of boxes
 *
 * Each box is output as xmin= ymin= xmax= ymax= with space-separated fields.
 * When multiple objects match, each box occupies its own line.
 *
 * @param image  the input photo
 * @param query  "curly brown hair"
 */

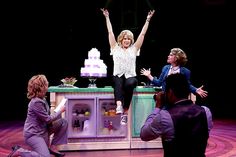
xmin=27 ymin=74 xmax=49 ymax=99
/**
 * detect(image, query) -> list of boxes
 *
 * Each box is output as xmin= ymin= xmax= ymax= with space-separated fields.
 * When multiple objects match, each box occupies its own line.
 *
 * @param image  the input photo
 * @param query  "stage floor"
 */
xmin=1 ymin=119 xmax=236 ymax=157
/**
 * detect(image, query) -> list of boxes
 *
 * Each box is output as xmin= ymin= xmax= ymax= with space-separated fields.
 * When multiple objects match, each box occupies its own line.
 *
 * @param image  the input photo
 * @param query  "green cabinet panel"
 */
xmin=132 ymin=95 xmax=155 ymax=137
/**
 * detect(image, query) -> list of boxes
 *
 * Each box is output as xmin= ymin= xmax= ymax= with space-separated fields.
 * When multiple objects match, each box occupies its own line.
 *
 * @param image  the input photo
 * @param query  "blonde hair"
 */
xmin=117 ymin=30 xmax=134 ymax=46
xmin=170 ymin=48 xmax=188 ymax=66
xmin=27 ymin=74 xmax=49 ymax=99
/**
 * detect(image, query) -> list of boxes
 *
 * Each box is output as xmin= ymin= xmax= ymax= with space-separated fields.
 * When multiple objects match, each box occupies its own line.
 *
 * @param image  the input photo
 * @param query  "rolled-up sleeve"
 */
xmin=140 ymin=108 xmax=174 ymax=141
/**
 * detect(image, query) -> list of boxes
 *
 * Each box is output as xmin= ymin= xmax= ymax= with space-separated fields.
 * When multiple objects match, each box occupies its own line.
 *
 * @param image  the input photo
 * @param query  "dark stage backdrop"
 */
xmin=1 ymin=0 xmax=235 ymax=121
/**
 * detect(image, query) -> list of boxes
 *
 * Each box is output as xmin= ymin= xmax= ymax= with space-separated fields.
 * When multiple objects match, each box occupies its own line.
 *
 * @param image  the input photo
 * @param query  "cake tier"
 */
xmin=88 ymin=48 xmax=100 ymax=59
xmin=80 ymin=67 xmax=107 ymax=77
xmin=84 ymin=59 xmax=105 ymax=68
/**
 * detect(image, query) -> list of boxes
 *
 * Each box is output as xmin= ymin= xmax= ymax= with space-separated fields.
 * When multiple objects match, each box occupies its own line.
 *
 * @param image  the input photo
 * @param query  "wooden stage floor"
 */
xmin=0 ymin=119 xmax=236 ymax=157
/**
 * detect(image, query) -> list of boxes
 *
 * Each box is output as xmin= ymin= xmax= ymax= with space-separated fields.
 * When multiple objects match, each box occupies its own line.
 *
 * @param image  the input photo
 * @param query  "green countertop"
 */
xmin=48 ymin=86 xmax=162 ymax=93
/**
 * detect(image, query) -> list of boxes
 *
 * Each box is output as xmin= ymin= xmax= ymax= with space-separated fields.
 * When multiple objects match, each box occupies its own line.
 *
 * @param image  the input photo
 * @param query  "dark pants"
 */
xmin=112 ymin=75 xmax=138 ymax=111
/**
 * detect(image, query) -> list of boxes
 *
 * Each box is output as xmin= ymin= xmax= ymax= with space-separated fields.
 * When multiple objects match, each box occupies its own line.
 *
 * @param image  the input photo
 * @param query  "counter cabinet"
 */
xmin=48 ymin=86 xmax=162 ymax=150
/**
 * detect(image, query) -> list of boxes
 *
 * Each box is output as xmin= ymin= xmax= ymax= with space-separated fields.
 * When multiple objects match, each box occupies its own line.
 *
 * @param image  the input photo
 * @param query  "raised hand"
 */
xmin=101 ymin=8 xmax=109 ymax=17
xmin=146 ymin=10 xmax=155 ymax=21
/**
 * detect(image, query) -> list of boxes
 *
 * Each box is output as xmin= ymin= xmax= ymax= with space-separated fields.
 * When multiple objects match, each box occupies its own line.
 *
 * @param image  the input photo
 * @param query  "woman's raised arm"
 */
xmin=101 ymin=8 xmax=116 ymax=49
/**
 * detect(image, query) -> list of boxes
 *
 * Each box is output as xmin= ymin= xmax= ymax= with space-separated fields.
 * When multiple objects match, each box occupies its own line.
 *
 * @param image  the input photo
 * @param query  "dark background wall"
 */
xmin=1 ymin=0 xmax=235 ymax=121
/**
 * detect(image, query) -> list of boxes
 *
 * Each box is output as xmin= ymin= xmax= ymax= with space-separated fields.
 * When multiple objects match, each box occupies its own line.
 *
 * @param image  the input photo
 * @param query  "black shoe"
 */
xmin=49 ymin=148 xmax=65 ymax=157
xmin=7 ymin=145 xmax=21 ymax=157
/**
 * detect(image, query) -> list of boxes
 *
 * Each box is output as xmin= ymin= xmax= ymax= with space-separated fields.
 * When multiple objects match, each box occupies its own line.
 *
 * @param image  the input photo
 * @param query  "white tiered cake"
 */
xmin=80 ymin=48 xmax=107 ymax=78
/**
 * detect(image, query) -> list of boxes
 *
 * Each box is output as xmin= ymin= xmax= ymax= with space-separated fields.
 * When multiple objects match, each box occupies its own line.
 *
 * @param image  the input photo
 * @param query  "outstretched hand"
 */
xmin=101 ymin=8 xmax=109 ymax=17
xmin=140 ymin=68 xmax=151 ymax=77
xmin=196 ymin=85 xmax=208 ymax=98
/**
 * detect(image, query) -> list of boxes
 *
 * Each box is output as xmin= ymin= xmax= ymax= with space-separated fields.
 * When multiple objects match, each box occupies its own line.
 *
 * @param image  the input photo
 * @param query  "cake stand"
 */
xmin=88 ymin=77 xmax=97 ymax=88
xmin=81 ymin=73 xmax=107 ymax=88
